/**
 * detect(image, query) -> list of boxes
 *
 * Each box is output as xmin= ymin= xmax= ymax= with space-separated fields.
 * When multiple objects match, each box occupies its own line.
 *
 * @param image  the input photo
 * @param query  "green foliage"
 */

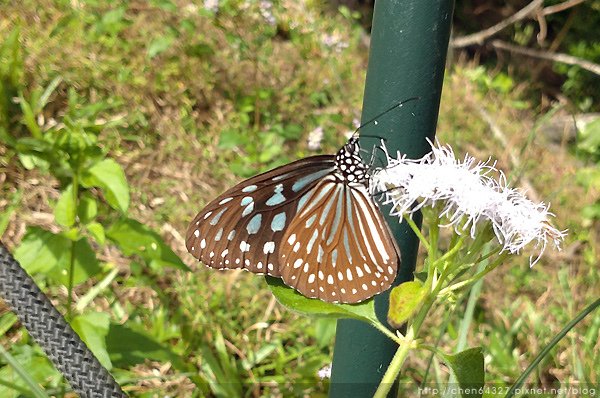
xmin=268 ymin=276 xmax=378 ymax=323
xmin=455 ymin=0 xmax=600 ymax=110
xmin=0 ymin=26 xmax=24 ymax=145
xmin=438 ymin=348 xmax=485 ymax=398
xmin=71 ymin=312 xmax=112 ymax=370
xmin=387 ymin=280 xmax=426 ymax=328
xmin=107 ymin=218 xmax=188 ymax=271
xmin=0 ymin=20 xmax=193 ymax=394
xmin=575 ymin=117 xmax=600 ymax=220
xmin=0 ymin=0 xmax=595 ymax=396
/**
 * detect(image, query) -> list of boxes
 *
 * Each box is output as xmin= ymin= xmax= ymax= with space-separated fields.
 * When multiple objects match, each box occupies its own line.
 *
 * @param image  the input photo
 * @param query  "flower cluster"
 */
xmin=258 ymin=0 xmax=276 ymax=26
xmin=371 ymin=141 xmax=566 ymax=265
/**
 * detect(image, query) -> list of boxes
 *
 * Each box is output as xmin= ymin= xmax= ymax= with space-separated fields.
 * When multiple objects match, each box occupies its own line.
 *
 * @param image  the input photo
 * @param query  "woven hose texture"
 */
xmin=0 ymin=243 xmax=127 ymax=398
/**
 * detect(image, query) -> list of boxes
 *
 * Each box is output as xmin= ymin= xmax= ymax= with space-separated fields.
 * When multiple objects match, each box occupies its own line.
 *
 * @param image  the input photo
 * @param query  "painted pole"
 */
xmin=329 ymin=1 xmax=454 ymax=396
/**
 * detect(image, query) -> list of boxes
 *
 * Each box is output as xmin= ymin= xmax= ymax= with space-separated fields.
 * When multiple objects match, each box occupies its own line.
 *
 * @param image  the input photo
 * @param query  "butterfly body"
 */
xmin=186 ymin=137 xmax=400 ymax=303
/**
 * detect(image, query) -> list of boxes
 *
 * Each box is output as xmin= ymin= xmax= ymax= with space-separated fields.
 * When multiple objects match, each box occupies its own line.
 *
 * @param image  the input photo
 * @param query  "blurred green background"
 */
xmin=0 ymin=0 xmax=598 ymax=396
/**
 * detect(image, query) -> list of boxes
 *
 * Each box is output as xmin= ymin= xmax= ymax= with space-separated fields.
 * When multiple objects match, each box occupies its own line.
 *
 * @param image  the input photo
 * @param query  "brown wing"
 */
xmin=186 ymin=156 xmax=336 ymax=276
xmin=278 ymin=177 xmax=400 ymax=303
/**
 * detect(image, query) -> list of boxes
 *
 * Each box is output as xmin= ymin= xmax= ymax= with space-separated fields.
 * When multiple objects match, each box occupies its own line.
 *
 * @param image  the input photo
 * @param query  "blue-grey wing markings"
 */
xmin=185 ymin=156 xmax=337 ymax=278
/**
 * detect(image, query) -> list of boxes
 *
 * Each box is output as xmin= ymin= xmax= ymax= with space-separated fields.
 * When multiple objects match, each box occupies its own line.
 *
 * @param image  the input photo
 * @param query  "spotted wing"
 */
xmin=186 ymin=155 xmax=336 ymax=276
xmin=278 ymin=177 xmax=400 ymax=303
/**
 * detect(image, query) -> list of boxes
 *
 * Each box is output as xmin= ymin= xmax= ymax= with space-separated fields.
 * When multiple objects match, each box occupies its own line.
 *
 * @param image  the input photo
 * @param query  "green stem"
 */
xmin=431 ymin=235 xmax=466 ymax=269
xmin=374 ymin=240 xmax=463 ymax=397
xmin=371 ymin=320 xmax=403 ymax=345
xmin=66 ymin=174 xmax=79 ymax=319
xmin=373 ymin=327 xmax=415 ymax=398
xmin=405 ymin=215 xmax=430 ymax=252
xmin=438 ymin=251 xmax=508 ymax=296
xmin=0 ymin=344 xmax=49 ymax=398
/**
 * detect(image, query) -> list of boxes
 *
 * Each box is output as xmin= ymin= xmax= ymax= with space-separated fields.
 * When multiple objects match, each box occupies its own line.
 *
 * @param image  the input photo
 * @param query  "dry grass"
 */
xmin=0 ymin=0 xmax=598 ymax=395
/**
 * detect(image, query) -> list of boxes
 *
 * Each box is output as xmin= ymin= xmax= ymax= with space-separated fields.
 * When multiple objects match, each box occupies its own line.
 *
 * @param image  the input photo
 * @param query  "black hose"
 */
xmin=0 ymin=242 xmax=127 ymax=398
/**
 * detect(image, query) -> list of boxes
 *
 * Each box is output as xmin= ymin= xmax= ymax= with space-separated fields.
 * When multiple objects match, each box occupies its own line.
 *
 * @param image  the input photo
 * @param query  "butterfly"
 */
xmin=185 ymin=136 xmax=401 ymax=303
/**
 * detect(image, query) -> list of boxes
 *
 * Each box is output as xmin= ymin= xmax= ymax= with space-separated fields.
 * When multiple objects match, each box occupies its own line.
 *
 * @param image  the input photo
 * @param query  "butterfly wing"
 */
xmin=278 ymin=178 xmax=400 ymax=303
xmin=186 ymin=155 xmax=336 ymax=276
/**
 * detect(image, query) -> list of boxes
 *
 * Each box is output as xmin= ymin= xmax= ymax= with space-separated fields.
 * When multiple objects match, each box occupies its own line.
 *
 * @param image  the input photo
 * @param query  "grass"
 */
xmin=1 ymin=1 xmax=598 ymax=396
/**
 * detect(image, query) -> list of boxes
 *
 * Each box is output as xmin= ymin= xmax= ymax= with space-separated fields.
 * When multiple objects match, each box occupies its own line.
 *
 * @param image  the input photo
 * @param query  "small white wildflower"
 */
xmin=307 ymin=126 xmax=324 ymax=151
xmin=259 ymin=0 xmax=276 ymax=25
xmin=321 ymin=32 xmax=349 ymax=53
xmin=203 ymin=0 xmax=219 ymax=13
xmin=318 ymin=364 xmax=332 ymax=379
xmin=372 ymin=140 xmax=566 ymax=265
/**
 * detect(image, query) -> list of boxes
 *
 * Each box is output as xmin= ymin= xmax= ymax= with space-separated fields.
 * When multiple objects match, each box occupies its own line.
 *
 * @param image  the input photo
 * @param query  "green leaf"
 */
xmin=314 ymin=318 xmax=337 ymax=349
xmin=577 ymin=117 xmax=600 ymax=156
xmin=18 ymin=94 xmax=42 ymax=139
xmin=0 ymin=190 xmax=20 ymax=237
xmin=37 ymin=76 xmax=62 ymax=113
xmin=14 ymin=227 xmax=70 ymax=274
xmin=199 ymin=327 xmax=244 ymax=397
xmin=106 ymin=218 xmax=189 ymax=271
xmin=15 ymin=229 xmax=100 ymax=284
xmin=86 ymin=222 xmax=106 ymax=245
xmin=267 ymin=277 xmax=376 ymax=322
xmin=147 ymin=34 xmax=175 ymax=58
xmin=47 ymin=237 xmax=101 ymax=285
xmin=81 ymin=158 xmax=130 ymax=212
xmin=438 ymin=347 xmax=484 ymax=398
xmin=153 ymin=0 xmax=178 ymax=11
xmin=106 ymin=323 xmax=183 ymax=369
xmin=218 ymin=129 xmax=247 ymax=149
xmin=17 ymin=152 xmax=51 ymax=171
xmin=0 ymin=345 xmax=55 ymax=398
xmin=54 ymin=184 xmax=76 ymax=227
xmin=77 ymin=192 xmax=98 ymax=223
xmin=387 ymin=280 xmax=426 ymax=328
xmin=71 ymin=312 xmax=112 ymax=370
xmin=0 ymin=313 xmax=18 ymax=336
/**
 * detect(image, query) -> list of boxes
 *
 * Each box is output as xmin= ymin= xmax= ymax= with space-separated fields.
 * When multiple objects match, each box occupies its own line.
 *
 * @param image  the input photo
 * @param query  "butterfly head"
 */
xmin=335 ymin=136 xmax=369 ymax=184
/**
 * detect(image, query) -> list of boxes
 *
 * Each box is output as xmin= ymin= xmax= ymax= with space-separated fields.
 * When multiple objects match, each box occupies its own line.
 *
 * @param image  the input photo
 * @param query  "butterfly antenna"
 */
xmin=354 ymin=96 xmax=420 ymax=136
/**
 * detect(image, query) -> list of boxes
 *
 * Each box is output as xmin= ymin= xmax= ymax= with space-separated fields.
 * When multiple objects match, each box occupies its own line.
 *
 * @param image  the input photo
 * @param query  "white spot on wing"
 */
xmin=242 ymin=185 xmax=257 ymax=193
xmin=287 ymin=234 xmax=296 ymax=245
xmin=263 ymin=241 xmax=275 ymax=254
xmin=240 ymin=241 xmax=250 ymax=252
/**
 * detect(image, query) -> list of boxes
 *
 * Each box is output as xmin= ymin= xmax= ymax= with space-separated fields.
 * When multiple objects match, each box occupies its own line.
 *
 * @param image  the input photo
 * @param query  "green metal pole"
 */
xmin=329 ymin=1 xmax=454 ymax=396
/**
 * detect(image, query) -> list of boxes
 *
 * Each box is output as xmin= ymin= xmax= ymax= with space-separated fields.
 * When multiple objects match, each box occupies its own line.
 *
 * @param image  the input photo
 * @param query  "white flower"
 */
xmin=307 ymin=126 xmax=324 ymax=151
xmin=318 ymin=364 xmax=332 ymax=379
xmin=259 ymin=0 xmax=276 ymax=25
xmin=371 ymin=140 xmax=566 ymax=265
xmin=321 ymin=32 xmax=349 ymax=53
xmin=203 ymin=0 xmax=219 ymax=13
